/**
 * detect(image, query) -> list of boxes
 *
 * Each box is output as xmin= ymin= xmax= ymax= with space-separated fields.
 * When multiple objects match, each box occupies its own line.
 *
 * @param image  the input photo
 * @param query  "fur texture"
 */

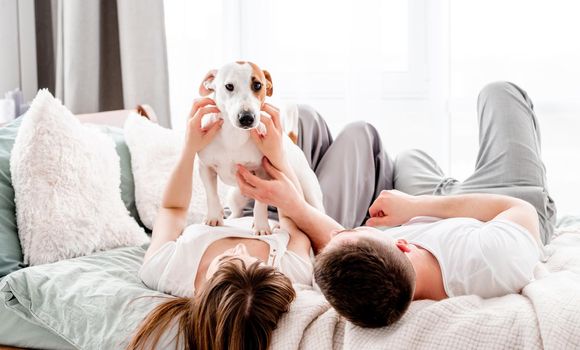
xmin=10 ymin=89 xmax=149 ymax=265
xmin=124 ymin=112 xmax=229 ymax=229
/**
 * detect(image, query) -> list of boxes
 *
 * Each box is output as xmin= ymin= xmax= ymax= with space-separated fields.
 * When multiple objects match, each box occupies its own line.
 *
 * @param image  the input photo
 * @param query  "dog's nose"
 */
xmin=238 ymin=111 xmax=255 ymax=128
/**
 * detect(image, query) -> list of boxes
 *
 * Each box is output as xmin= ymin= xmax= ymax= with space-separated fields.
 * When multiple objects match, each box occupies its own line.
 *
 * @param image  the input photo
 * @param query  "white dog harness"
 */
xmin=139 ymin=217 xmax=314 ymax=298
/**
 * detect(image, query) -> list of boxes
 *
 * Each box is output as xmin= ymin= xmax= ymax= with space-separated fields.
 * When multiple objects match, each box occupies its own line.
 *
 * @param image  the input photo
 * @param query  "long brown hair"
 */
xmin=127 ymin=260 xmax=296 ymax=350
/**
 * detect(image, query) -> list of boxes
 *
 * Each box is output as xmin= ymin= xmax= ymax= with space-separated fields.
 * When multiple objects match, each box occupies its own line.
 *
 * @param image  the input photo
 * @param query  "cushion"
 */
xmin=0 ymin=117 xmax=26 ymax=278
xmin=0 ymin=119 xmax=146 ymax=280
xmin=0 ymin=298 xmax=75 ymax=349
xmin=0 ymin=246 xmax=172 ymax=350
xmin=124 ymin=112 xmax=229 ymax=229
xmin=87 ymin=124 xmax=147 ymax=230
xmin=10 ymin=89 xmax=148 ymax=265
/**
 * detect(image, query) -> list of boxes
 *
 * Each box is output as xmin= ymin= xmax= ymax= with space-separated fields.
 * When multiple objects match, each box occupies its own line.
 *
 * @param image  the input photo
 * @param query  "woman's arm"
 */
xmin=277 ymin=212 xmax=312 ymax=260
xmin=144 ymin=153 xmax=193 ymax=262
xmin=144 ymin=98 xmax=223 ymax=262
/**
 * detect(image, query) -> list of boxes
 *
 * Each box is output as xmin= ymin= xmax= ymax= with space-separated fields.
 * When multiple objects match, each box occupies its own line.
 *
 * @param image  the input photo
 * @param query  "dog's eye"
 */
xmin=225 ymin=83 xmax=234 ymax=92
xmin=252 ymin=82 xmax=262 ymax=91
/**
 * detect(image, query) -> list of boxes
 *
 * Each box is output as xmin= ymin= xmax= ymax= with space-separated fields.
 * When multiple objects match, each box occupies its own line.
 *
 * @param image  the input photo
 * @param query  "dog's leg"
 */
xmin=287 ymin=144 xmax=326 ymax=213
xmin=253 ymin=200 xmax=271 ymax=235
xmin=226 ymin=187 xmax=248 ymax=219
xmin=299 ymin=170 xmax=325 ymax=213
xmin=199 ymin=164 xmax=224 ymax=226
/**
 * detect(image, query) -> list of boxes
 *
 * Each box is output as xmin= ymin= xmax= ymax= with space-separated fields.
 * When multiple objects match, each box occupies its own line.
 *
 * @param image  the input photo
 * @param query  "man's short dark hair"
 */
xmin=314 ymin=236 xmax=416 ymax=328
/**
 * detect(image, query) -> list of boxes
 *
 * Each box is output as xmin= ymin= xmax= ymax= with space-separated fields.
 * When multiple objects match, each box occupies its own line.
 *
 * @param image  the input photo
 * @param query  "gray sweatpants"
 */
xmin=293 ymin=81 xmax=556 ymax=244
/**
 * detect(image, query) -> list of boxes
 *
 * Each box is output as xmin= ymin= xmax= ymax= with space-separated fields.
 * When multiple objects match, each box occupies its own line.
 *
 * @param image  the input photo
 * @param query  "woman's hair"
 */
xmin=127 ymin=260 xmax=296 ymax=350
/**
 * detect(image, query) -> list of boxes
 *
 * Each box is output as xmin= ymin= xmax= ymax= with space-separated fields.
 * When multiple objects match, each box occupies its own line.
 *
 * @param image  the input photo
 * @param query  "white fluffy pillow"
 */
xmin=124 ymin=112 xmax=229 ymax=229
xmin=10 ymin=89 xmax=149 ymax=265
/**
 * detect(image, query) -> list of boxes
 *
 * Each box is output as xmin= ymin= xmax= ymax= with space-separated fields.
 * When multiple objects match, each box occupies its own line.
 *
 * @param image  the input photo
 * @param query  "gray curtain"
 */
xmin=34 ymin=0 xmax=171 ymax=128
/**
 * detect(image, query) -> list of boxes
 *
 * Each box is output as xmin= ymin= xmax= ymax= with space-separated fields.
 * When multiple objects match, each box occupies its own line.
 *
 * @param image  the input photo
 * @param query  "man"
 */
xmin=236 ymin=82 xmax=556 ymax=328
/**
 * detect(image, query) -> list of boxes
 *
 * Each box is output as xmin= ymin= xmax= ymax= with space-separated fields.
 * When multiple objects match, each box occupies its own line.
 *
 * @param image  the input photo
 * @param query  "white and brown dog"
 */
xmin=197 ymin=61 xmax=324 ymax=235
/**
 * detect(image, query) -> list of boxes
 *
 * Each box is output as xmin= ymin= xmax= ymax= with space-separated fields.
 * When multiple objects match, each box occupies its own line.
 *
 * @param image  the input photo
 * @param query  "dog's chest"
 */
xmin=198 ymin=135 xmax=263 ymax=186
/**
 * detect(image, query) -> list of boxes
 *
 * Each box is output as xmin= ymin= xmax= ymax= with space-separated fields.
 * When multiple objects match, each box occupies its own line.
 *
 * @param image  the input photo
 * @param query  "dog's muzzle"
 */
xmin=238 ymin=111 xmax=255 ymax=128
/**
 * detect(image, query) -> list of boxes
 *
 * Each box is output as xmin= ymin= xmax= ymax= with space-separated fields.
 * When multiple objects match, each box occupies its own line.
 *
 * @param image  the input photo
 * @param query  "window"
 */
xmin=164 ymin=0 xmax=430 ymax=116
xmin=165 ymin=0 xmax=580 ymax=213
xmin=233 ymin=0 xmax=427 ymax=99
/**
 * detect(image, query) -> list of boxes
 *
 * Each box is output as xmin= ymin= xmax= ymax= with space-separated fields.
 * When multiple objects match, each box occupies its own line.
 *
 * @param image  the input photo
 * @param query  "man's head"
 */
xmin=314 ymin=227 xmax=416 ymax=328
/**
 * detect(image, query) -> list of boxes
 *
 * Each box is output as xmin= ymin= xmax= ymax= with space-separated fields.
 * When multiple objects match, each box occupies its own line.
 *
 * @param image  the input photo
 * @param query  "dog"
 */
xmin=196 ymin=61 xmax=325 ymax=235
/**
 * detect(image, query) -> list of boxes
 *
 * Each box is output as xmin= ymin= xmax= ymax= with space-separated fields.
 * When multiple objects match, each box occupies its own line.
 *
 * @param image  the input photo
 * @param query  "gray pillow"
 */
xmin=0 ymin=117 xmax=26 ymax=279
xmin=0 ymin=299 xmax=75 ymax=349
xmin=0 ymin=119 xmax=145 ymax=279
xmin=0 ymin=246 xmax=167 ymax=350
xmin=88 ymin=124 xmax=146 ymax=230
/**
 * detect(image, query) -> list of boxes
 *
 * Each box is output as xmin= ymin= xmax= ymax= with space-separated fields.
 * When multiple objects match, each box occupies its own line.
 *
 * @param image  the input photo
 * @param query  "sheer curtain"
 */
xmin=165 ymin=0 xmax=451 ymax=167
xmin=448 ymin=0 xmax=580 ymax=214
xmin=166 ymin=0 xmax=580 ymax=214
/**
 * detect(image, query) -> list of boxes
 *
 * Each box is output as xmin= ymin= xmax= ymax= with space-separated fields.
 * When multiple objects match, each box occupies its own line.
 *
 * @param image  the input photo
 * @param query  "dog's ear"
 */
xmin=263 ymin=70 xmax=273 ymax=97
xmin=199 ymin=69 xmax=217 ymax=96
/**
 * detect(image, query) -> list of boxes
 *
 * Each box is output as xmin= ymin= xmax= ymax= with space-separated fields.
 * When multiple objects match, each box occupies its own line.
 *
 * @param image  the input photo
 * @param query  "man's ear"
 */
xmin=263 ymin=69 xmax=273 ymax=97
xmin=395 ymin=239 xmax=411 ymax=253
xmin=199 ymin=69 xmax=217 ymax=96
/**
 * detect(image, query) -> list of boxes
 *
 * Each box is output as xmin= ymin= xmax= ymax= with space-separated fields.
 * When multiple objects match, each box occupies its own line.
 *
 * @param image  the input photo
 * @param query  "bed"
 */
xmin=1 ymin=108 xmax=580 ymax=350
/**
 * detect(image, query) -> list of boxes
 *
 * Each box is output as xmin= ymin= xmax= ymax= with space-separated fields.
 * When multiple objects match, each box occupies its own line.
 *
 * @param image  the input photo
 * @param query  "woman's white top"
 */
xmin=139 ymin=217 xmax=314 ymax=297
xmin=385 ymin=216 xmax=543 ymax=298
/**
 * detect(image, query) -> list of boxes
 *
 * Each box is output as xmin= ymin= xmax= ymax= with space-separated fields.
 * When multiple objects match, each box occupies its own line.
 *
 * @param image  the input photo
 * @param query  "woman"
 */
xmin=127 ymin=98 xmax=314 ymax=350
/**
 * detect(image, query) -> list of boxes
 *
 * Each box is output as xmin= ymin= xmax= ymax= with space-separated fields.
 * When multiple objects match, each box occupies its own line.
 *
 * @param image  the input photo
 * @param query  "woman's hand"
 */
xmin=236 ymin=157 xmax=305 ymax=216
xmin=183 ymin=98 xmax=223 ymax=157
xmin=365 ymin=190 xmax=419 ymax=227
xmin=250 ymin=103 xmax=287 ymax=170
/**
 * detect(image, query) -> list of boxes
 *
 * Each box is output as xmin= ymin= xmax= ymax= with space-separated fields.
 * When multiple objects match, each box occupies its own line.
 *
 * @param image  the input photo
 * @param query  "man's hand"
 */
xmin=365 ymin=190 xmax=419 ymax=227
xmin=183 ymin=98 xmax=223 ymax=157
xmin=236 ymin=157 xmax=304 ymax=216
xmin=250 ymin=103 xmax=287 ymax=170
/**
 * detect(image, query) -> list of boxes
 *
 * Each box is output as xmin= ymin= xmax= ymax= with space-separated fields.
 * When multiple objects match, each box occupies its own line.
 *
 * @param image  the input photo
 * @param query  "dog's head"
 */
xmin=199 ymin=61 xmax=273 ymax=130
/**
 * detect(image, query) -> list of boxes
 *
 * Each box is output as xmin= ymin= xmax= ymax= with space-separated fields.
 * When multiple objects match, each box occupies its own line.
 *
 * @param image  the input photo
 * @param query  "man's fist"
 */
xmin=365 ymin=190 xmax=419 ymax=227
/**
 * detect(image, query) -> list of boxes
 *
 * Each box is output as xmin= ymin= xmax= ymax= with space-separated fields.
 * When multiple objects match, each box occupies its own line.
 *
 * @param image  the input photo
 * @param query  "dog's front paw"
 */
xmin=253 ymin=221 xmax=272 ymax=236
xmin=204 ymin=212 xmax=224 ymax=227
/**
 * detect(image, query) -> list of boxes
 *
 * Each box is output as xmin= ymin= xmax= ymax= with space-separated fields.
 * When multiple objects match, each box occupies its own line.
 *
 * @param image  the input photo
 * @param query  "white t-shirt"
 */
xmin=139 ymin=217 xmax=314 ymax=298
xmin=383 ymin=216 xmax=542 ymax=298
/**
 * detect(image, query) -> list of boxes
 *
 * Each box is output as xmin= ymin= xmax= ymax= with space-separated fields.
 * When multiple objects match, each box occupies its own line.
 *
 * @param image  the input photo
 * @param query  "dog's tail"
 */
xmin=282 ymin=103 xmax=299 ymax=144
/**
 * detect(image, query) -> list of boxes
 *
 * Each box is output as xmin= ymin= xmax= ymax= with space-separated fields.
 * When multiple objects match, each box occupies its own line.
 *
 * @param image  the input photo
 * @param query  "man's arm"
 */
xmin=366 ymin=190 xmax=541 ymax=244
xmin=238 ymin=103 xmax=344 ymax=252
xmin=237 ymin=158 xmax=343 ymax=253
xmin=281 ymin=199 xmax=343 ymax=254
